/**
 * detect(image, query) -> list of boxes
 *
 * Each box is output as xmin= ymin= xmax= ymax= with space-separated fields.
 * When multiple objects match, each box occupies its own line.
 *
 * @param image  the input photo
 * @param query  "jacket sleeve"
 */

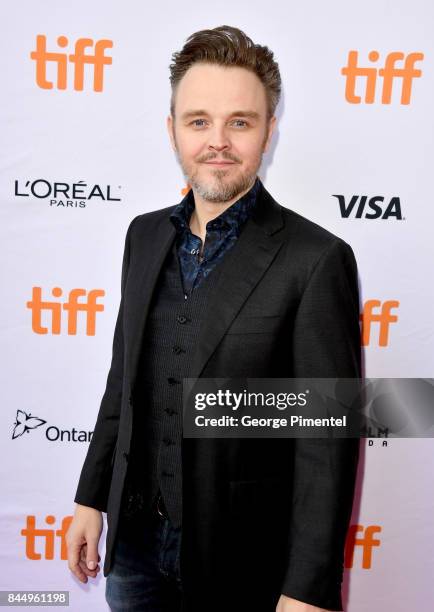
xmin=73 ymin=215 xmax=139 ymax=512
xmin=280 ymin=238 xmax=362 ymax=611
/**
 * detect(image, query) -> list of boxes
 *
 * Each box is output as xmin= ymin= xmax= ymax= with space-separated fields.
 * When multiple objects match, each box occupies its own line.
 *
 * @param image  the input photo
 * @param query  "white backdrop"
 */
xmin=1 ymin=1 xmax=433 ymax=610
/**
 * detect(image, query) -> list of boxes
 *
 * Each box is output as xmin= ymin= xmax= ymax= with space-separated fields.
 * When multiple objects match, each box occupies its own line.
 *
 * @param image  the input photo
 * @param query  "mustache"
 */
xmin=197 ymin=153 xmax=241 ymax=163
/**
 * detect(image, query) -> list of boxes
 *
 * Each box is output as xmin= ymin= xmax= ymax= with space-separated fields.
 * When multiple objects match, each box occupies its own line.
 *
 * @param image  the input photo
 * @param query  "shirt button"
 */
xmin=172 ymin=345 xmax=183 ymax=354
xmin=177 ymin=315 xmax=187 ymax=324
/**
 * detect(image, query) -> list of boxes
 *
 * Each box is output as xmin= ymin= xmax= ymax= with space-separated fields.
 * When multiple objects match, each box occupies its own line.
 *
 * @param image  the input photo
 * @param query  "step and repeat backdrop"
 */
xmin=1 ymin=1 xmax=433 ymax=610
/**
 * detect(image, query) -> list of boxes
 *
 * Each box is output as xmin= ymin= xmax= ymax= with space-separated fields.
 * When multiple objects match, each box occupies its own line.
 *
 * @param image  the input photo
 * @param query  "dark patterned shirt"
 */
xmin=169 ymin=176 xmax=261 ymax=298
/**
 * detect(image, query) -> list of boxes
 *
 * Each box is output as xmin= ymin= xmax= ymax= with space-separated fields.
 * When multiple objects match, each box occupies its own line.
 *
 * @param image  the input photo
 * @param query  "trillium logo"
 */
xmin=12 ymin=410 xmax=46 ymax=439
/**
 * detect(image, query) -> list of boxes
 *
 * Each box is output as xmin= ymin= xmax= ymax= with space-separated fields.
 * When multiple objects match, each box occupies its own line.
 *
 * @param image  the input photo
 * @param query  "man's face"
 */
xmin=167 ymin=62 xmax=276 ymax=203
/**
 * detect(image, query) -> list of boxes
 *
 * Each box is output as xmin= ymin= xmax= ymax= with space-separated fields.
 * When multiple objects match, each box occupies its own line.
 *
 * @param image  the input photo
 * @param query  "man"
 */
xmin=67 ymin=25 xmax=361 ymax=612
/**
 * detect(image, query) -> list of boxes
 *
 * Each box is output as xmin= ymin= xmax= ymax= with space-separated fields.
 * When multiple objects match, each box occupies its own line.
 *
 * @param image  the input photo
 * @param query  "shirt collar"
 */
xmin=170 ymin=176 xmax=261 ymax=237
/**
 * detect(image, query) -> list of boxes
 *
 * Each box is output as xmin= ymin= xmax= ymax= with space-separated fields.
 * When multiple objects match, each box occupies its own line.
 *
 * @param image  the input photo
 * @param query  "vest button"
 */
xmin=177 ymin=315 xmax=187 ymax=324
xmin=172 ymin=345 xmax=183 ymax=354
xmin=163 ymin=438 xmax=173 ymax=446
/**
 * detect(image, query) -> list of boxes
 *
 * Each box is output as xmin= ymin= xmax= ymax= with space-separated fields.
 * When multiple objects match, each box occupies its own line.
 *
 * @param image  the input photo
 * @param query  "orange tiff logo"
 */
xmin=30 ymin=35 xmax=113 ymax=91
xmin=345 ymin=524 xmax=382 ymax=569
xmin=21 ymin=515 xmax=73 ymax=560
xmin=26 ymin=287 xmax=105 ymax=335
xmin=360 ymin=299 xmax=399 ymax=346
xmin=341 ymin=50 xmax=424 ymax=104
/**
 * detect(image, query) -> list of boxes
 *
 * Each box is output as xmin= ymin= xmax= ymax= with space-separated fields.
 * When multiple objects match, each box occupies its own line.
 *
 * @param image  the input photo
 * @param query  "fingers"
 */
xmin=67 ymin=541 xmax=89 ymax=584
xmin=66 ymin=509 xmax=103 ymax=584
xmin=78 ymin=558 xmax=100 ymax=578
xmin=85 ymin=537 xmax=100 ymax=572
xmin=79 ymin=547 xmax=101 ymax=577
xmin=68 ymin=540 xmax=102 ymax=583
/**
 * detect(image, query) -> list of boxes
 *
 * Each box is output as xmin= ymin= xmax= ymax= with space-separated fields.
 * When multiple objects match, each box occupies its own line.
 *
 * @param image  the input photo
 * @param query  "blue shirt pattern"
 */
xmin=169 ymin=177 xmax=261 ymax=297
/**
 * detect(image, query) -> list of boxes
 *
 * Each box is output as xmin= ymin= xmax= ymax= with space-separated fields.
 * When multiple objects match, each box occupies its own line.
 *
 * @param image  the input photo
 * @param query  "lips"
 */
xmin=203 ymin=161 xmax=236 ymax=165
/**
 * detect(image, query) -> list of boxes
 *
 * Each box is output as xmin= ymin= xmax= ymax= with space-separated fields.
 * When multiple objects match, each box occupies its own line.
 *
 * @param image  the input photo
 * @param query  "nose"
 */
xmin=207 ymin=123 xmax=231 ymax=153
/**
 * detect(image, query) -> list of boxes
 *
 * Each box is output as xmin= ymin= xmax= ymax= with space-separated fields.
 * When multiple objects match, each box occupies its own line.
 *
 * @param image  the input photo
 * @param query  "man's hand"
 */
xmin=66 ymin=503 xmax=103 ymax=583
xmin=276 ymin=594 xmax=331 ymax=612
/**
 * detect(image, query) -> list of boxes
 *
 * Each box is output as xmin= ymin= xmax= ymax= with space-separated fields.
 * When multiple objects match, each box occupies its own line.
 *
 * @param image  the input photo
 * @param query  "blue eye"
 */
xmin=189 ymin=118 xmax=250 ymax=129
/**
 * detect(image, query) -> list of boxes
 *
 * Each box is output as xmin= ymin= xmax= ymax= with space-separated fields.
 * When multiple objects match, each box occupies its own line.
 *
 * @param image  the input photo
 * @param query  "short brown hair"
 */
xmin=169 ymin=25 xmax=281 ymax=120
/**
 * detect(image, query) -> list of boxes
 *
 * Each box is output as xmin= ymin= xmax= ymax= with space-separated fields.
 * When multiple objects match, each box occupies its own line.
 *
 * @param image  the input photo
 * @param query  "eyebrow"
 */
xmin=180 ymin=110 xmax=261 ymax=121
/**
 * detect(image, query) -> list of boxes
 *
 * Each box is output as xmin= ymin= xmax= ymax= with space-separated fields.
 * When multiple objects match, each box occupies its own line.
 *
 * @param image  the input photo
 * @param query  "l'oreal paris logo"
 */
xmin=14 ymin=179 xmax=122 ymax=208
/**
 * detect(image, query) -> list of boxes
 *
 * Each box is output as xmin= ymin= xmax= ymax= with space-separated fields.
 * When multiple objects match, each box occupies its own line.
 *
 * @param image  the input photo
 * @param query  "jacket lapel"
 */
xmin=187 ymin=184 xmax=285 ymax=379
xmin=128 ymin=181 xmax=285 ymax=393
xmin=127 ymin=220 xmax=177 ymax=392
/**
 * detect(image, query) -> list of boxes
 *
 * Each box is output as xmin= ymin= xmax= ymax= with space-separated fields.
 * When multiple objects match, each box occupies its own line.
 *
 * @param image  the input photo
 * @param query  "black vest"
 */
xmin=122 ymin=237 xmax=224 ymax=528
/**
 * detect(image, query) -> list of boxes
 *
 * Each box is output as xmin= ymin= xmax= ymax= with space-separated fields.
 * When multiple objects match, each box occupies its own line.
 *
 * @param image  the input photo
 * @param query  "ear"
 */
xmin=167 ymin=114 xmax=177 ymax=152
xmin=263 ymin=116 xmax=276 ymax=153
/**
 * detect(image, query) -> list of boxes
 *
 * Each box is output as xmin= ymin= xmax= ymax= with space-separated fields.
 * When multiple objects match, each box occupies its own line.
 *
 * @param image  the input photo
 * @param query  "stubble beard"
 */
xmin=175 ymin=150 xmax=263 ymax=204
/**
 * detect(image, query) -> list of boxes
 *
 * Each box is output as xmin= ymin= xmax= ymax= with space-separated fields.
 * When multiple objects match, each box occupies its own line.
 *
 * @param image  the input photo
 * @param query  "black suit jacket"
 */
xmin=74 ymin=181 xmax=361 ymax=611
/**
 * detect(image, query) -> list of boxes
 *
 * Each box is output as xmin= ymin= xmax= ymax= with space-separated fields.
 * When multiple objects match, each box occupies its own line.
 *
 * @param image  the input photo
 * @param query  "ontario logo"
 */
xmin=12 ymin=410 xmax=93 ymax=443
xmin=333 ymin=195 xmax=404 ymax=220
xmin=14 ymin=178 xmax=121 ymax=208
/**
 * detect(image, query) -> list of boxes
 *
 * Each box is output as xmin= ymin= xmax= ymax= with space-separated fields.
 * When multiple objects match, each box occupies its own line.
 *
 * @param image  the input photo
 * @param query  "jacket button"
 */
xmin=163 ymin=438 xmax=172 ymax=446
xmin=165 ymin=407 xmax=177 ymax=416
xmin=162 ymin=470 xmax=174 ymax=477
xmin=167 ymin=377 xmax=180 ymax=385
xmin=172 ymin=345 xmax=183 ymax=354
xmin=123 ymin=452 xmax=129 ymax=462
xmin=128 ymin=394 xmax=133 ymax=404
xmin=176 ymin=315 xmax=187 ymax=324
